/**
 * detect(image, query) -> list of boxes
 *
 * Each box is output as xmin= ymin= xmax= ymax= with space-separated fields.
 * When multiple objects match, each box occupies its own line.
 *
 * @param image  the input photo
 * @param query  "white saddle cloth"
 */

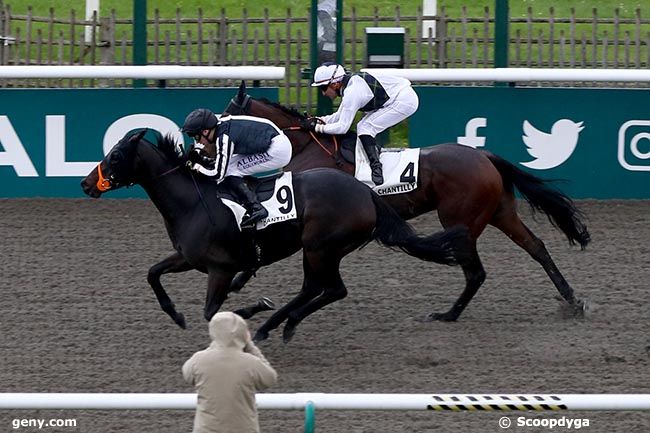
xmin=354 ymin=141 xmax=420 ymax=195
xmin=221 ymin=172 xmax=297 ymax=230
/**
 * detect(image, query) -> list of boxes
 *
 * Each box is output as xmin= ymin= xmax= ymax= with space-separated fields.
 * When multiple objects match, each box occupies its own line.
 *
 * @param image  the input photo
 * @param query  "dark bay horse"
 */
xmin=224 ymin=81 xmax=592 ymax=321
xmin=81 ymin=130 xmax=470 ymax=342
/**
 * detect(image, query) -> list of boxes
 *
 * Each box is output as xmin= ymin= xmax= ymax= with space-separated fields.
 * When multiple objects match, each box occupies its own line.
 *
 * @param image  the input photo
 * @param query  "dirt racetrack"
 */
xmin=1 ymin=198 xmax=649 ymax=432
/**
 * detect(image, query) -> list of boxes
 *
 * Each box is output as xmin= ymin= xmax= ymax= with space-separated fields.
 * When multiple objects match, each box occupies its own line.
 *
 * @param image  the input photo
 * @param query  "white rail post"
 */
xmin=422 ymin=0 xmax=437 ymax=41
xmin=85 ymin=0 xmax=100 ymax=44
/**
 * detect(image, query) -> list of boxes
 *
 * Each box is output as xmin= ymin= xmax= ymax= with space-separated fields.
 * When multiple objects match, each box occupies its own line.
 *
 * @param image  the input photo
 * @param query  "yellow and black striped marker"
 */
xmin=426 ymin=395 xmax=568 ymax=411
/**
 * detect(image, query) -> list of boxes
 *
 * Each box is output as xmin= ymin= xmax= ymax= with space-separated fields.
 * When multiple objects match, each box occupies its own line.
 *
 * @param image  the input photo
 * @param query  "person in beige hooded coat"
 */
xmin=182 ymin=312 xmax=278 ymax=433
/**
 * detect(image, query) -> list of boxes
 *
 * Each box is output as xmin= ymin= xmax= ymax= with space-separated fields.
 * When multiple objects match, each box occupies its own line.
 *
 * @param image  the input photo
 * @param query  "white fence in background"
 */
xmin=2 ymin=66 xmax=649 ymax=83
xmin=1 ymin=66 xmax=648 ymax=83
xmin=0 ymin=66 xmax=285 ymax=80
xmin=361 ymin=68 xmax=650 ymax=82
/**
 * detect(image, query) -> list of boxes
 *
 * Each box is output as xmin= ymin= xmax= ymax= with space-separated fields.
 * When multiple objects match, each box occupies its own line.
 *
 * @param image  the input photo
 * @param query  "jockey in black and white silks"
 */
xmin=181 ymin=108 xmax=292 ymax=227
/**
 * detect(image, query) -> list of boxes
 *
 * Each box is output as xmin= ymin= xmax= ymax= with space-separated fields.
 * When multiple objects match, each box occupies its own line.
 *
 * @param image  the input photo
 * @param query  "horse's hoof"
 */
xmin=574 ymin=298 xmax=589 ymax=316
xmin=175 ymin=313 xmax=187 ymax=329
xmin=423 ymin=312 xmax=458 ymax=322
xmin=258 ymin=297 xmax=275 ymax=311
xmin=282 ymin=318 xmax=299 ymax=343
xmin=253 ymin=330 xmax=269 ymax=343
xmin=282 ymin=325 xmax=296 ymax=344
xmin=557 ymin=297 xmax=589 ymax=319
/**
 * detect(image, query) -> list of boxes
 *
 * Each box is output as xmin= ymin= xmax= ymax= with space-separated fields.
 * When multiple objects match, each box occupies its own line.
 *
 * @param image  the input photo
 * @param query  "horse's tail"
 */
xmin=484 ymin=151 xmax=591 ymax=249
xmin=370 ymin=192 xmax=470 ymax=266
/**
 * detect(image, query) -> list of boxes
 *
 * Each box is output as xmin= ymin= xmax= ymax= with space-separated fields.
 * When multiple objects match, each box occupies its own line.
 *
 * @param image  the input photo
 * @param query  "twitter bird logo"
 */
xmin=521 ymin=119 xmax=584 ymax=169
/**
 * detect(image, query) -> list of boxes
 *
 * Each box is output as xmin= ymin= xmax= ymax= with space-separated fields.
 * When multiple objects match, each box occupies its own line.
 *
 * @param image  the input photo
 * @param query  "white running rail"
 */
xmin=1 ymin=393 xmax=650 ymax=411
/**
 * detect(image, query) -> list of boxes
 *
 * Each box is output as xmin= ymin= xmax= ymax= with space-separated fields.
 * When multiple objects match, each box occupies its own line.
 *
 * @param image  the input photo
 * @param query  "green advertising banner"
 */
xmin=0 ymin=87 xmax=277 ymax=198
xmin=410 ymin=86 xmax=650 ymax=199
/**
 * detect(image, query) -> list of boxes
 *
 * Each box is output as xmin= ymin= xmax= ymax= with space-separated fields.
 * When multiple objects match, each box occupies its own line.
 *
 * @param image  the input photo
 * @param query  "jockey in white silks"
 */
xmin=301 ymin=62 xmax=419 ymax=185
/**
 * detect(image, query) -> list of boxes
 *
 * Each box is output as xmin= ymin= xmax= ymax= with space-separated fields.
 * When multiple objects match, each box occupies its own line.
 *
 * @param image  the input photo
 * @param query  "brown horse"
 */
xmin=224 ymin=81 xmax=591 ymax=321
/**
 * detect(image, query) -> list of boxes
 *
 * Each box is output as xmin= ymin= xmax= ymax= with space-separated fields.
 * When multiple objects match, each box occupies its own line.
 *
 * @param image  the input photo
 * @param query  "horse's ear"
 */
xmin=238 ymin=80 xmax=246 ymax=100
xmin=133 ymin=128 xmax=147 ymax=141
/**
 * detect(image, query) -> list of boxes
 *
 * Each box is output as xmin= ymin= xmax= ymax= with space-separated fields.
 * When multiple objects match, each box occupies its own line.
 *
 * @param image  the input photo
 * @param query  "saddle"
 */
xmin=335 ymin=131 xmax=358 ymax=164
xmin=216 ymin=172 xmax=283 ymax=204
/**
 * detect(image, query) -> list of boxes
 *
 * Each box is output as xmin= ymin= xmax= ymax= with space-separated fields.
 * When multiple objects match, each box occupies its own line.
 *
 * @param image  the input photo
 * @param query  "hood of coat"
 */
xmin=208 ymin=312 xmax=249 ymax=350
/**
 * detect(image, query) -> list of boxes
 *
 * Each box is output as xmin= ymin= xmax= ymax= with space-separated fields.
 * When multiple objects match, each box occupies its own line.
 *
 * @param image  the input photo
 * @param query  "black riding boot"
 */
xmin=359 ymin=135 xmax=384 ymax=185
xmin=230 ymin=177 xmax=268 ymax=227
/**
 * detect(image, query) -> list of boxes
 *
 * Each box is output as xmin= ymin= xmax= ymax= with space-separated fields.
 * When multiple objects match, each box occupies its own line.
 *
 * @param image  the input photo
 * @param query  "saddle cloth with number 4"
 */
xmin=354 ymin=140 xmax=420 ymax=195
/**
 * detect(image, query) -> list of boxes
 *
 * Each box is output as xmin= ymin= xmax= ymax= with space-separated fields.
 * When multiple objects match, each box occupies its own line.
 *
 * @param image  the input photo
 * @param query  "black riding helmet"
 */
xmin=181 ymin=108 xmax=218 ymax=136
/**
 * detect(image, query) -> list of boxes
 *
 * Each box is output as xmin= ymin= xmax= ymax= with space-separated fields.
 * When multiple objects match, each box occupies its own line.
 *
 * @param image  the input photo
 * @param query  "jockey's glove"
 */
xmin=299 ymin=117 xmax=319 ymax=132
xmin=188 ymin=148 xmax=216 ymax=170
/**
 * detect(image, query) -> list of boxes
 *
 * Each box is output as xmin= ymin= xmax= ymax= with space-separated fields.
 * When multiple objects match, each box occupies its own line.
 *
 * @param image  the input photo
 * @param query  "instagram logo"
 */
xmin=618 ymin=120 xmax=650 ymax=171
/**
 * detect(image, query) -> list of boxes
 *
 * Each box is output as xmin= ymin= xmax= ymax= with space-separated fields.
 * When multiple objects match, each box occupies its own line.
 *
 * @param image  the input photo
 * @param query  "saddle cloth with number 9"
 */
xmin=354 ymin=141 xmax=421 ymax=195
xmin=221 ymin=172 xmax=297 ymax=231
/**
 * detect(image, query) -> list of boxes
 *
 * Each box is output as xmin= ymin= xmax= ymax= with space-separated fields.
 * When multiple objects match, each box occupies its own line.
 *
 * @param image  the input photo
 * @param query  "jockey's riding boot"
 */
xmin=231 ymin=177 xmax=268 ymax=227
xmin=359 ymin=135 xmax=384 ymax=185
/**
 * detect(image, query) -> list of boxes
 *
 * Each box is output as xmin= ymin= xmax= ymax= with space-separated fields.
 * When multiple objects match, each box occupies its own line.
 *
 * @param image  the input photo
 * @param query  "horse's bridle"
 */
xmin=94 ymin=147 xmax=181 ymax=193
xmin=95 ymin=163 xmax=117 ymax=192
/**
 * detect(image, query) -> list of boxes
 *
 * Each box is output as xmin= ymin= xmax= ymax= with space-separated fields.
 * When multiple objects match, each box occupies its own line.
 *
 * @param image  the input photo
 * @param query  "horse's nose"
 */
xmin=80 ymin=178 xmax=98 ymax=197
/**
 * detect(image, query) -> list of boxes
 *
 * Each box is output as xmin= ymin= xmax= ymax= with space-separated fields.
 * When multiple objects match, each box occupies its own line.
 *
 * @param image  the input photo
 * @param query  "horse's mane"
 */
xmin=158 ymin=133 xmax=186 ymax=164
xmin=258 ymin=98 xmax=306 ymax=119
xmin=133 ymin=129 xmax=186 ymax=165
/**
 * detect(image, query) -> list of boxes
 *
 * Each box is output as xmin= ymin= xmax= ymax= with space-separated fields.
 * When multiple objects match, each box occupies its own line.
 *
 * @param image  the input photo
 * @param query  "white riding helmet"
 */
xmin=311 ymin=63 xmax=346 ymax=87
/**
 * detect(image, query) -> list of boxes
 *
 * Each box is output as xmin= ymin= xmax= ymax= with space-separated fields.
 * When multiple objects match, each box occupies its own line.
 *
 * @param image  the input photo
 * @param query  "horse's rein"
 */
xmin=227 ymin=95 xmax=341 ymax=163
xmin=154 ymin=165 xmax=182 ymax=179
xmin=284 ymin=126 xmax=339 ymax=159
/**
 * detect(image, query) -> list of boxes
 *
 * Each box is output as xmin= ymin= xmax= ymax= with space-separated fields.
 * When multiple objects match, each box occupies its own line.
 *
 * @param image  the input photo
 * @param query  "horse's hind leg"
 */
xmin=147 ymin=252 xmax=194 ymax=328
xmin=491 ymin=207 xmax=584 ymax=312
xmin=253 ymin=254 xmax=323 ymax=342
xmin=253 ymin=279 xmax=321 ymax=342
xmin=283 ymin=267 xmax=348 ymax=343
xmin=426 ymin=240 xmax=486 ymax=322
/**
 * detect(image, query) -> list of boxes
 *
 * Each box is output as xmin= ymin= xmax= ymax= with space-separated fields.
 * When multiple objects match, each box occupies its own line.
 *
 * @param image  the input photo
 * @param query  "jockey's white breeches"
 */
xmin=227 ymin=133 xmax=292 ymax=177
xmin=356 ymin=86 xmax=419 ymax=137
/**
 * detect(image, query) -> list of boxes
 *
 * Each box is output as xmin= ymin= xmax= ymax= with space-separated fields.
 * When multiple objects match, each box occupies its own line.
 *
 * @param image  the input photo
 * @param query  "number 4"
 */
xmin=400 ymin=162 xmax=416 ymax=183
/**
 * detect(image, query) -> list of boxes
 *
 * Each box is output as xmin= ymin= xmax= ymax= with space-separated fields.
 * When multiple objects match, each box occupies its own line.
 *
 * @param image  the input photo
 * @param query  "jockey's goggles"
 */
xmin=315 ymin=65 xmax=342 ymax=92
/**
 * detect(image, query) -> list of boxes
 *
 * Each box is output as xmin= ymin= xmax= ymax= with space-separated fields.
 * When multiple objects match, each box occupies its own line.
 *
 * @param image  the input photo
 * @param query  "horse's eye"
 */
xmin=109 ymin=151 xmax=123 ymax=166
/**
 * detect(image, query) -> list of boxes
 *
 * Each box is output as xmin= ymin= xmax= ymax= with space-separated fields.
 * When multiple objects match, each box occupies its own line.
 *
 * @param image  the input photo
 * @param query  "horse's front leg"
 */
xmin=204 ymin=268 xmax=237 ymax=321
xmin=147 ymin=252 xmax=194 ymax=329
